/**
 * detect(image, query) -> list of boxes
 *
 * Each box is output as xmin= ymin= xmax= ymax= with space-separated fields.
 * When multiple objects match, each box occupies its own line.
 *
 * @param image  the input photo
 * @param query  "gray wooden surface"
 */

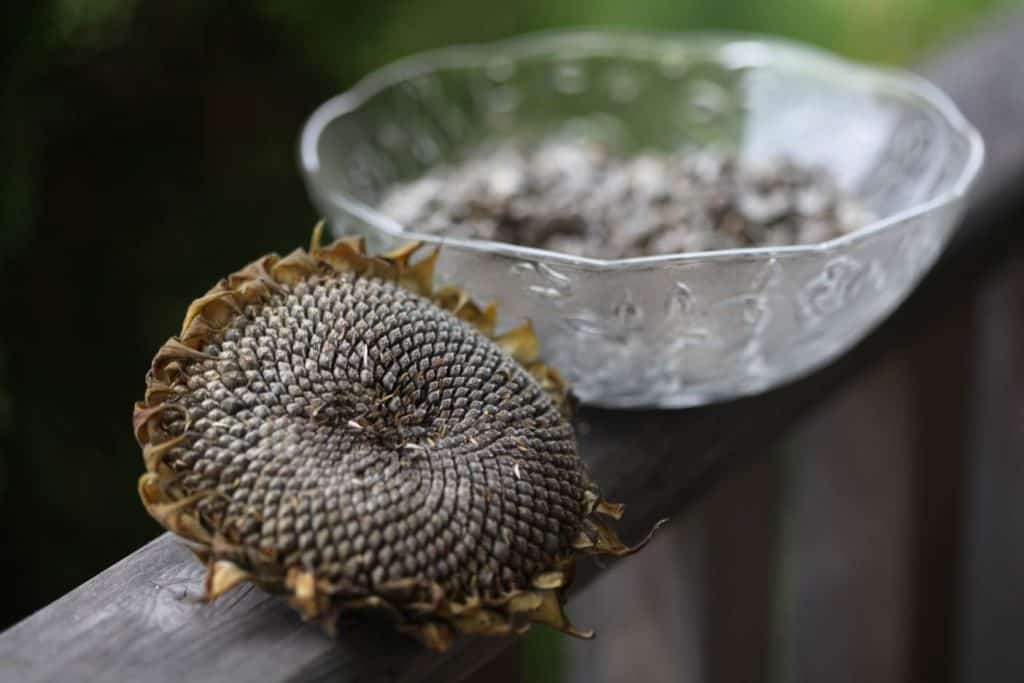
xmin=0 ymin=533 xmax=519 ymax=683
xmin=776 ymin=356 xmax=918 ymax=683
xmin=4 ymin=8 xmax=1024 ymax=682
xmin=960 ymin=250 xmax=1024 ymax=683
xmin=566 ymin=506 xmax=708 ymax=683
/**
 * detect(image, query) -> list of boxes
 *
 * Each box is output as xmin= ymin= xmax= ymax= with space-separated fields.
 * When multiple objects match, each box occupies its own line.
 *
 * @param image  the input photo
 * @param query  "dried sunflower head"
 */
xmin=133 ymin=224 xmax=650 ymax=651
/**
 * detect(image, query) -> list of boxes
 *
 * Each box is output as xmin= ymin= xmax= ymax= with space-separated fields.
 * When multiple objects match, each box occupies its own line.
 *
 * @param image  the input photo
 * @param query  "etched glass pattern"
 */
xmin=300 ymin=32 xmax=983 ymax=407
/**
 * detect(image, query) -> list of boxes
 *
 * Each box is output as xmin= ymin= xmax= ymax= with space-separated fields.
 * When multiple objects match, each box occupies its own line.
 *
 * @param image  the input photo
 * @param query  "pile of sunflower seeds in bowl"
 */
xmin=377 ymin=138 xmax=873 ymax=259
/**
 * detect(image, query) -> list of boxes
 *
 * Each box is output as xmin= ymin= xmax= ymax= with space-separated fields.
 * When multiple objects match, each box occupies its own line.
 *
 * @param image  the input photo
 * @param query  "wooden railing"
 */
xmin=3 ymin=9 xmax=1024 ymax=682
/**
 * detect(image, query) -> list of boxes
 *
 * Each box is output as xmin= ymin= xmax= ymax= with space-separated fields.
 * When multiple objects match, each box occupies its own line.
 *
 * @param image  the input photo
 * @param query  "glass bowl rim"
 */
xmin=299 ymin=28 xmax=985 ymax=271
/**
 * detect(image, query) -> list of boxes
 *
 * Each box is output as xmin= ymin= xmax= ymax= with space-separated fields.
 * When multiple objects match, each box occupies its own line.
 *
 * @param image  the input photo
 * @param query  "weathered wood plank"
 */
xmin=4 ymin=9 xmax=1024 ymax=682
xmin=906 ymin=295 xmax=975 ymax=683
xmin=705 ymin=455 xmax=782 ymax=683
xmin=960 ymin=249 xmax=1024 ymax=683
xmin=0 ymin=533 xmax=519 ymax=683
xmin=566 ymin=509 xmax=708 ymax=683
xmin=778 ymin=354 xmax=918 ymax=683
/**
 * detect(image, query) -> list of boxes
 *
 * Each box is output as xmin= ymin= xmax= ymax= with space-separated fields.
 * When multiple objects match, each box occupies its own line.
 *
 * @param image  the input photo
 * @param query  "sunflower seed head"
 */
xmin=135 ymin=237 xmax=647 ymax=650
xmin=161 ymin=272 xmax=582 ymax=599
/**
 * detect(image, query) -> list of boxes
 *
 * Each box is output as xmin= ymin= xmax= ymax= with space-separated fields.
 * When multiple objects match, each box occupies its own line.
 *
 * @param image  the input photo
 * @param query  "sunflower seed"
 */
xmin=378 ymin=138 xmax=872 ymax=259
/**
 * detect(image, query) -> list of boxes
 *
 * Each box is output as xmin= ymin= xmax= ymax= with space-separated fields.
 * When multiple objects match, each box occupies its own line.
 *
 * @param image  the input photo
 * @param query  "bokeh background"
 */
xmin=0 ymin=0 xmax=1018 ymax=679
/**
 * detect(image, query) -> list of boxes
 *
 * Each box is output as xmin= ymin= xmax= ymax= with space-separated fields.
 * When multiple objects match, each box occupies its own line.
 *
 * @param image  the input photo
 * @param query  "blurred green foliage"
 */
xmin=261 ymin=0 xmax=1015 ymax=77
xmin=0 ymin=0 xmax=1014 ymax=674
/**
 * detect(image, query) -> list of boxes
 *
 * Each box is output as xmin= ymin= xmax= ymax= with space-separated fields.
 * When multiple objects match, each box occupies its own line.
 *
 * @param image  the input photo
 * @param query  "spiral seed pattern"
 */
xmin=159 ymin=271 xmax=585 ymax=600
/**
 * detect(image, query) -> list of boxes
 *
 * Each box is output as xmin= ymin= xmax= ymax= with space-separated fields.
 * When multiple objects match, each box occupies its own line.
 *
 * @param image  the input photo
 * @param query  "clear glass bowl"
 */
xmin=299 ymin=31 xmax=983 ymax=408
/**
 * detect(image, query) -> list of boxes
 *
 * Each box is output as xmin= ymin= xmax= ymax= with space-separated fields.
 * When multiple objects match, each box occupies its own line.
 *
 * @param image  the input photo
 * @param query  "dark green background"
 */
xmin=0 ymin=0 xmax=1011 ymax=657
